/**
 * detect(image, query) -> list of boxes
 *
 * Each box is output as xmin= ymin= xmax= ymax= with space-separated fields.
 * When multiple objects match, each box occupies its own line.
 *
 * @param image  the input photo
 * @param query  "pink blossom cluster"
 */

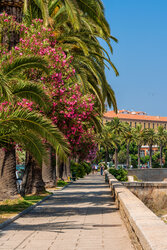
xmin=0 ymin=15 xmax=98 ymax=160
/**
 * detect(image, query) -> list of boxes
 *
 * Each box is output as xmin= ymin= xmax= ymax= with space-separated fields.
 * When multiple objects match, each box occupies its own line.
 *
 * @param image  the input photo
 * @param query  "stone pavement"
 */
xmin=0 ymin=174 xmax=134 ymax=250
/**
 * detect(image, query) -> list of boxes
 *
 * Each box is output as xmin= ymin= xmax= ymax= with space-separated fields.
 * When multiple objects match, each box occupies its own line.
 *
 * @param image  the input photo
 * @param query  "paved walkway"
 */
xmin=0 ymin=174 xmax=134 ymax=250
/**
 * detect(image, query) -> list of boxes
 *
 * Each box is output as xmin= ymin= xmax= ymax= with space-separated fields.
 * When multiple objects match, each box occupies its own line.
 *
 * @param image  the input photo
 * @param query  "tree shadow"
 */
xmin=0 ymin=176 xmax=119 ymax=235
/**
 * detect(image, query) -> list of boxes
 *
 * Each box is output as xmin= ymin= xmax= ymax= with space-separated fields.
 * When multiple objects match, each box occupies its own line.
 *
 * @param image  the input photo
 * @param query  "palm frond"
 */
xmin=3 ymin=56 xmax=49 ymax=78
xmin=12 ymin=81 xmax=51 ymax=112
xmin=0 ymin=108 xmax=70 ymax=157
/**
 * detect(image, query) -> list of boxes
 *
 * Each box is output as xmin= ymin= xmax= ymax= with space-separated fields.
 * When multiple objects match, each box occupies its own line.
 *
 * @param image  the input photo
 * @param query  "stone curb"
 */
xmin=0 ymin=181 xmax=74 ymax=230
xmin=105 ymin=170 xmax=167 ymax=250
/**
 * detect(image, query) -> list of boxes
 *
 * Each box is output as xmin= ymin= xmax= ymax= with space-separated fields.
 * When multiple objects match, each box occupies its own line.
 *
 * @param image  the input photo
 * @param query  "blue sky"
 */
xmin=102 ymin=0 xmax=167 ymax=116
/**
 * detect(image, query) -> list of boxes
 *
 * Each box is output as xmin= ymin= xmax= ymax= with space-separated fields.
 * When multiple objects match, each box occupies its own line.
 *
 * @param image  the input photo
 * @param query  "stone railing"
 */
xmin=105 ymin=171 xmax=167 ymax=250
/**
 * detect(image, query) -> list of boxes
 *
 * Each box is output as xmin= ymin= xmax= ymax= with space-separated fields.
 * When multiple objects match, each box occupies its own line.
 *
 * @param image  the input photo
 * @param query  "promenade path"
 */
xmin=0 ymin=174 xmax=134 ymax=250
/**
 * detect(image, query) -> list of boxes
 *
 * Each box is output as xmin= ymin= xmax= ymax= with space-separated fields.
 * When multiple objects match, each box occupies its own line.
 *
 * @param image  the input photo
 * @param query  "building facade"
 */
xmin=140 ymin=145 xmax=159 ymax=157
xmin=103 ymin=110 xmax=167 ymax=131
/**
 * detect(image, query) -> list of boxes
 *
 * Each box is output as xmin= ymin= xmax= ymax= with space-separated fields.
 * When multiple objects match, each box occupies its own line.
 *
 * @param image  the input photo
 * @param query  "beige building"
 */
xmin=103 ymin=110 xmax=167 ymax=131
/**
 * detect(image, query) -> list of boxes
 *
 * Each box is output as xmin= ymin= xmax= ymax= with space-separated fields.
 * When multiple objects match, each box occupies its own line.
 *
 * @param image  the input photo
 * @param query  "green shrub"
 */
xmin=57 ymin=180 xmax=68 ymax=187
xmin=70 ymin=161 xmax=86 ymax=179
xmin=80 ymin=162 xmax=91 ymax=175
xmin=133 ymin=175 xmax=142 ymax=182
xmin=152 ymin=163 xmax=161 ymax=168
xmin=109 ymin=168 xmax=128 ymax=181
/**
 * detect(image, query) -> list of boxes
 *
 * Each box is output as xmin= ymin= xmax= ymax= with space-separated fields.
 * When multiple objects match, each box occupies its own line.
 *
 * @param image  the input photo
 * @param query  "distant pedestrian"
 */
xmin=92 ymin=165 xmax=95 ymax=174
xmin=95 ymin=165 xmax=98 ymax=174
xmin=100 ymin=165 xmax=104 ymax=175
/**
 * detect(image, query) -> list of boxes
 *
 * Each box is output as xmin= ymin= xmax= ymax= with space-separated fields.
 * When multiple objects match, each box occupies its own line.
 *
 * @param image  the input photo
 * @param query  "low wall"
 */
xmin=127 ymin=169 xmax=167 ymax=181
xmin=124 ymin=181 xmax=167 ymax=195
xmin=105 ymin=171 xmax=167 ymax=250
xmin=124 ymin=182 xmax=167 ymax=213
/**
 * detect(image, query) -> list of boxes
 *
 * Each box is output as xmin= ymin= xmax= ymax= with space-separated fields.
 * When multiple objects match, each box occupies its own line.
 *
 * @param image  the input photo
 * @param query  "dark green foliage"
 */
xmin=109 ymin=168 xmax=128 ymax=181
xmin=80 ymin=162 xmax=92 ymax=175
xmin=140 ymin=155 xmax=149 ymax=165
xmin=57 ymin=180 xmax=68 ymax=187
xmin=118 ymin=150 xmax=126 ymax=164
xmin=103 ymin=163 xmax=108 ymax=170
xmin=129 ymin=142 xmax=138 ymax=155
xmin=70 ymin=161 xmax=85 ymax=179
xmin=163 ymin=150 xmax=167 ymax=168
xmin=131 ymin=154 xmax=138 ymax=168
xmin=152 ymin=152 xmax=161 ymax=168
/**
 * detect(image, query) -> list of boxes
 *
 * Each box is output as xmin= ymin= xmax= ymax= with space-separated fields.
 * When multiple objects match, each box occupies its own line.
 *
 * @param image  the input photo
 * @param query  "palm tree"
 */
xmin=157 ymin=126 xmax=167 ymax=167
xmin=23 ymin=0 xmax=118 ymax=112
xmin=122 ymin=123 xmax=133 ymax=168
xmin=107 ymin=118 xmax=125 ymax=169
xmin=97 ymin=125 xmax=118 ymax=165
xmin=143 ymin=128 xmax=157 ymax=168
xmin=0 ymin=107 xmax=70 ymax=199
xmin=24 ymin=0 xmax=113 ymax=37
xmin=133 ymin=124 xmax=144 ymax=168
xmin=0 ymin=56 xmax=70 ymax=198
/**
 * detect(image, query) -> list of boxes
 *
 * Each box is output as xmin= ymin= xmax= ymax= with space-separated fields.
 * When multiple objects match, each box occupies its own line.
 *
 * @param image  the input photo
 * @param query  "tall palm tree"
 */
xmin=133 ymin=124 xmax=144 ymax=168
xmin=107 ymin=118 xmax=125 ymax=169
xmin=0 ymin=56 xmax=70 ymax=198
xmin=97 ymin=125 xmax=118 ymax=165
xmin=23 ymin=0 xmax=118 ymax=112
xmin=143 ymin=128 xmax=157 ymax=168
xmin=0 ymin=107 xmax=70 ymax=199
xmin=157 ymin=126 xmax=167 ymax=167
xmin=24 ymin=0 xmax=112 ymax=37
xmin=122 ymin=123 xmax=133 ymax=168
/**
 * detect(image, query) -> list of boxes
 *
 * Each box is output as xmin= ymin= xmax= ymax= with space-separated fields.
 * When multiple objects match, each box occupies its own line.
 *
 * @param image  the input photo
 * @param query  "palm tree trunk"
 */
xmin=59 ymin=161 xmax=64 ymax=180
xmin=115 ymin=148 xmax=118 ymax=169
xmin=0 ymin=148 xmax=18 ymax=200
xmin=23 ymin=0 xmax=28 ymax=15
xmin=66 ymin=158 xmax=71 ymax=179
xmin=56 ymin=153 xmax=59 ymax=178
xmin=105 ymin=148 xmax=109 ymax=165
xmin=0 ymin=1 xmax=23 ymax=50
xmin=138 ymin=145 xmax=141 ymax=168
xmin=20 ymin=152 xmax=31 ymax=197
xmin=0 ymin=1 xmax=23 ymax=200
xmin=149 ymin=145 xmax=152 ymax=168
xmin=126 ymin=143 xmax=130 ymax=168
xmin=62 ymin=162 xmax=67 ymax=180
xmin=160 ymin=145 xmax=163 ymax=168
xmin=42 ymin=145 xmax=55 ymax=188
xmin=41 ymin=0 xmax=49 ymax=27
xmin=25 ymin=153 xmax=45 ymax=195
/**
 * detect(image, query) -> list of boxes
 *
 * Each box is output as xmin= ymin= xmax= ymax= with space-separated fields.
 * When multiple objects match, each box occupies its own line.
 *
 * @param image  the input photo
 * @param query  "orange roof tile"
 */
xmin=103 ymin=111 xmax=167 ymax=122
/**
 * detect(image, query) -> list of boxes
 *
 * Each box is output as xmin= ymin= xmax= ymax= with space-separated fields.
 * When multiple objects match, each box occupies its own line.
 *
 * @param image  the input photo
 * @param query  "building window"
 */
xmin=140 ymin=150 xmax=145 ymax=157
xmin=153 ymin=123 xmax=154 ymax=129
xmin=144 ymin=123 xmax=145 ymax=129
xmin=165 ymin=124 xmax=166 ymax=129
xmin=157 ymin=123 xmax=159 ymax=128
xmin=148 ymin=123 xmax=150 ymax=128
xmin=135 ymin=122 xmax=136 ymax=128
xmin=130 ymin=122 xmax=132 ymax=127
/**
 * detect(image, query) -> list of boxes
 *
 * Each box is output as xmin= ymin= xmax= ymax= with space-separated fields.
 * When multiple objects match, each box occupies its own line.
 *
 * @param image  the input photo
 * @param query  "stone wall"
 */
xmin=105 ymin=171 xmax=167 ymax=250
xmin=124 ymin=182 xmax=167 ymax=213
xmin=127 ymin=168 xmax=167 ymax=181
